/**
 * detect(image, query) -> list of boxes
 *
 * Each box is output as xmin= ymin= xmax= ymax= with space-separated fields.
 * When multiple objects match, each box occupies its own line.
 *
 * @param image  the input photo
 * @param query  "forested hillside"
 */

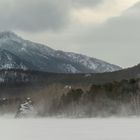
xmin=0 ymin=64 xmax=139 ymax=117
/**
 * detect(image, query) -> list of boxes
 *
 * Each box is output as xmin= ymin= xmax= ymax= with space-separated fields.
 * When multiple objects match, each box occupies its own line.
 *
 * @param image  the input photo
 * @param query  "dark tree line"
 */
xmin=47 ymin=78 xmax=140 ymax=117
xmin=0 ymin=77 xmax=140 ymax=117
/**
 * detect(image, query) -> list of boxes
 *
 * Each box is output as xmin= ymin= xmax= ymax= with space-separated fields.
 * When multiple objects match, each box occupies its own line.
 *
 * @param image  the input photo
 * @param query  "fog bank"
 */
xmin=1 ymin=118 xmax=140 ymax=140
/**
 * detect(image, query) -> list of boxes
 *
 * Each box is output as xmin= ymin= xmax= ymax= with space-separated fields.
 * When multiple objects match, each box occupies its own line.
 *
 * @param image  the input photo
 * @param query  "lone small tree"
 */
xmin=15 ymin=98 xmax=37 ymax=118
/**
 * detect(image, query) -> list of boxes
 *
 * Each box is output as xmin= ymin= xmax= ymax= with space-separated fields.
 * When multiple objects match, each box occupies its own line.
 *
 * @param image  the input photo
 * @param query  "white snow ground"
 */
xmin=0 ymin=118 xmax=140 ymax=140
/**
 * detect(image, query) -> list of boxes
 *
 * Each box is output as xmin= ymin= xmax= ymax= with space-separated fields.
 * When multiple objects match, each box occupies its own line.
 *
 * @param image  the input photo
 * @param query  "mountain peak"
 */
xmin=0 ymin=31 xmax=122 ymax=73
xmin=0 ymin=31 xmax=21 ymax=41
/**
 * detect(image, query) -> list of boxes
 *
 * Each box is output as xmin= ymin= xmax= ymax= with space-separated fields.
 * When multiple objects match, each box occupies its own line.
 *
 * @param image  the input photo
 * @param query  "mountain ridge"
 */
xmin=0 ymin=31 xmax=122 ymax=73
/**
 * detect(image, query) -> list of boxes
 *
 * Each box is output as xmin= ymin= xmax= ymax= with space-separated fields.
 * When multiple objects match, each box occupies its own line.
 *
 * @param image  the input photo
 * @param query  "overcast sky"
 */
xmin=0 ymin=0 xmax=139 ymax=68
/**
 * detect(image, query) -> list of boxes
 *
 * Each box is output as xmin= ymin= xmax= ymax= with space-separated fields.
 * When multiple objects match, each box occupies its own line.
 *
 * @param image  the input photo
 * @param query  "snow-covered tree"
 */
xmin=15 ymin=98 xmax=37 ymax=118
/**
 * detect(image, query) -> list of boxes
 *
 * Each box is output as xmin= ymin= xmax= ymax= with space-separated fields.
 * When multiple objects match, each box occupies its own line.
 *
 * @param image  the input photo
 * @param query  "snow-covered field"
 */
xmin=1 ymin=118 xmax=140 ymax=140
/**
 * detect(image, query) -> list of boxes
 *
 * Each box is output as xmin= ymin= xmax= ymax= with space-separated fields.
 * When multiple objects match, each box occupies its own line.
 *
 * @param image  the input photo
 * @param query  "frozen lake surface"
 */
xmin=1 ymin=117 xmax=140 ymax=140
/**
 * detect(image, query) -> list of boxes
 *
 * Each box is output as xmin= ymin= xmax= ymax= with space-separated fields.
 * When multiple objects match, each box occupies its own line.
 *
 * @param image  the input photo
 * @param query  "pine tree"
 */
xmin=15 ymin=98 xmax=37 ymax=118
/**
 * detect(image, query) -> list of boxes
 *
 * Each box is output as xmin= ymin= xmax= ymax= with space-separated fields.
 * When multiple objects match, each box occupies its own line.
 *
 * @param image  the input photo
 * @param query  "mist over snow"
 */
xmin=0 ymin=118 xmax=140 ymax=140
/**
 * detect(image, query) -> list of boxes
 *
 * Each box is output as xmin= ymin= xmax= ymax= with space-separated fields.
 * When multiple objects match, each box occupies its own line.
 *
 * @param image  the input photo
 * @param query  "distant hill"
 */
xmin=0 ymin=63 xmax=139 ymax=90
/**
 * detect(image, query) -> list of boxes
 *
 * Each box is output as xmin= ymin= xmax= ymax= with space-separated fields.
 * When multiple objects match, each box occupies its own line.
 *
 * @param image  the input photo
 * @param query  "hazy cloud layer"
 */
xmin=85 ymin=3 xmax=140 ymax=44
xmin=71 ymin=0 xmax=103 ymax=8
xmin=0 ymin=0 xmax=102 ymax=32
xmin=0 ymin=0 xmax=70 ymax=32
xmin=41 ymin=2 xmax=140 ymax=67
xmin=80 ymin=2 xmax=140 ymax=66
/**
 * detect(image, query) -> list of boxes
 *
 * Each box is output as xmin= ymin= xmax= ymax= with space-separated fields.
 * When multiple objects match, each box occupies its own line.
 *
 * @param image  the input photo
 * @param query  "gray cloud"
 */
xmin=0 ymin=0 xmax=103 ymax=32
xmin=45 ymin=2 xmax=140 ymax=67
xmin=81 ymin=2 xmax=140 ymax=47
xmin=71 ymin=0 xmax=103 ymax=8
xmin=0 ymin=0 xmax=70 ymax=32
xmin=76 ymin=2 xmax=140 ymax=67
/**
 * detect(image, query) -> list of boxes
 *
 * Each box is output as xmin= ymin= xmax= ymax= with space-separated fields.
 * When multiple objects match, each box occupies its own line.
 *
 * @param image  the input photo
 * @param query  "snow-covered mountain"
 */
xmin=0 ymin=31 xmax=122 ymax=73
